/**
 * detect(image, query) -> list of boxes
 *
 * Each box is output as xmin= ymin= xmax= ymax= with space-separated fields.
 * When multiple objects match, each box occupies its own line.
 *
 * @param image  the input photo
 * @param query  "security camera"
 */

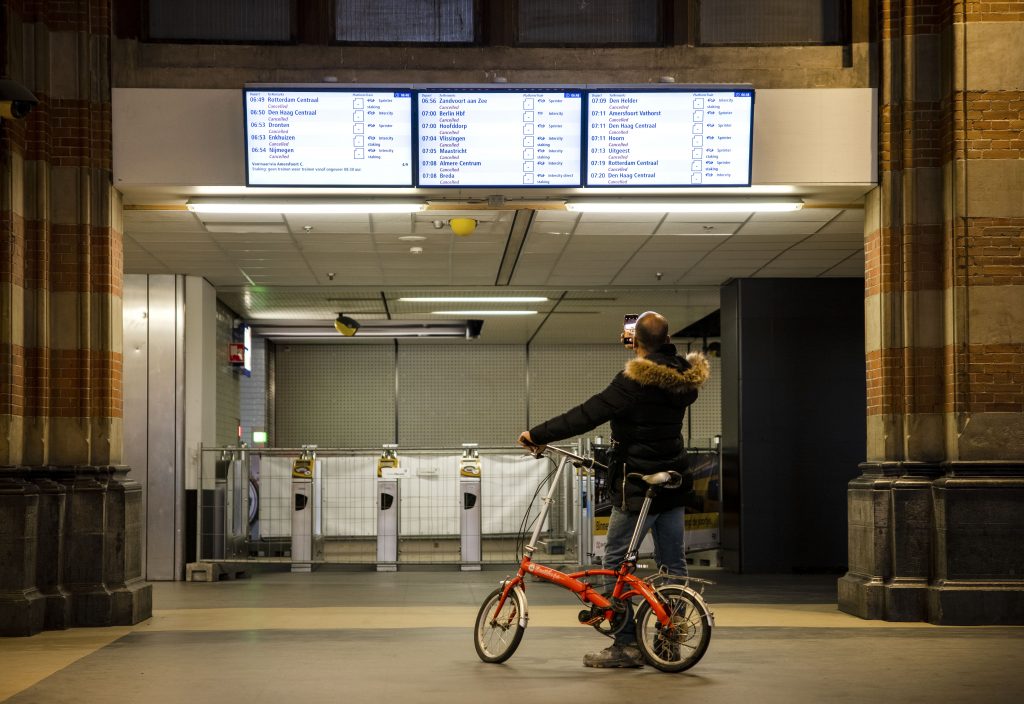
xmin=0 ymin=78 xmax=39 ymax=121
xmin=334 ymin=313 xmax=360 ymax=336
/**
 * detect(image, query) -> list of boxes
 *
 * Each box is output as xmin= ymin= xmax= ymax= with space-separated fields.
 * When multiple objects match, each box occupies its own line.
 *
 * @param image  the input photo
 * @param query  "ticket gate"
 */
xmin=459 ymin=444 xmax=482 ymax=571
xmin=291 ymin=448 xmax=322 ymax=573
xmin=376 ymin=445 xmax=401 ymax=571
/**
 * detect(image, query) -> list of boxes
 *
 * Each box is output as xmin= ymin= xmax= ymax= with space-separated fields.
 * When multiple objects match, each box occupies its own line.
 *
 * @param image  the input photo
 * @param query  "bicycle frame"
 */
xmin=493 ymin=446 xmax=673 ymax=627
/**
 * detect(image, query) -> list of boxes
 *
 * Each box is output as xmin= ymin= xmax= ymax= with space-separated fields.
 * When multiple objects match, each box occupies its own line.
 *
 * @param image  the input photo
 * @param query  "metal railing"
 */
xmin=197 ymin=445 xmax=585 ymax=568
xmin=197 ymin=444 xmax=723 ymax=570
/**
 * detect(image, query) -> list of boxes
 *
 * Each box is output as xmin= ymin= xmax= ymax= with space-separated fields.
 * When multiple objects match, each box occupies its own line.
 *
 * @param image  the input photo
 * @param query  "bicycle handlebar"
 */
xmin=530 ymin=444 xmax=608 ymax=472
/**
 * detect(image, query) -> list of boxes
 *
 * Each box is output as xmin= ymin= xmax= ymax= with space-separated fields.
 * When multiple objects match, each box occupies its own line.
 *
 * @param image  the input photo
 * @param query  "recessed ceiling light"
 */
xmin=401 ymin=297 xmax=548 ymax=303
xmin=567 ymin=200 xmax=803 ymax=213
xmin=187 ymin=200 xmax=426 ymax=214
xmin=431 ymin=310 xmax=538 ymax=316
xmin=204 ymin=224 xmax=289 ymax=234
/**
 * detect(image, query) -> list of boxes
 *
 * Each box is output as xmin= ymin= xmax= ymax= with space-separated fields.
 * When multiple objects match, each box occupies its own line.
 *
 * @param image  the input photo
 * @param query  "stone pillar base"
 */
xmin=838 ymin=573 xmax=884 ymax=619
xmin=838 ymin=575 xmax=930 ymax=621
xmin=0 ymin=477 xmax=45 ymax=636
xmin=40 ymin=588 xmax=72 ymax=631
xmin=66 ymin=580 xmax=151 ymax=627
xmin=841 ymin=463 xmax=1024 ymax=624
xmin=928 ymin=582 xmax=1024 ymax=625
xmin=839 ymin=575 xmax=1024 ymax=624
xmin=0 ymin=590 xmax=46 ymax=637
xmin=112 ymin=579 xmax=153 ymax=626
xmin=67 ymin=579 xmax=152 ymax=628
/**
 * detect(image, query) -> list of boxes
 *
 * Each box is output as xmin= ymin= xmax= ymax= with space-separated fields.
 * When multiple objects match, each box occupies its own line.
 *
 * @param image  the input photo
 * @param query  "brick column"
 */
xmin=839 ymin=0 xmax=1024 ymax=624
xmin=0 ymin=0 xmax=150 ymax=635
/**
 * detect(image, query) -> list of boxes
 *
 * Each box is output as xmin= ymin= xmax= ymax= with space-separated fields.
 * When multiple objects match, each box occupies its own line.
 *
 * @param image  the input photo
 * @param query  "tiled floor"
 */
xmin=2 ymin=569 xmax=1022 ymax=703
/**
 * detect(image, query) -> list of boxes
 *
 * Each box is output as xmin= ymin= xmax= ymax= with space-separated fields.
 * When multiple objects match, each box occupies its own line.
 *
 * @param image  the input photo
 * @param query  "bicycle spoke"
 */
xmin=634 ymin=585 xmax=712 ymax=672
xmin=475 ymin=587 xmax=527 ymax=664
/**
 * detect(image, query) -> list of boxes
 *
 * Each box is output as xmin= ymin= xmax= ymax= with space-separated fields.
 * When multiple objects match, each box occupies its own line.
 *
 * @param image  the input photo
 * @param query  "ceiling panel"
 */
xmin=654 ymin=221 xmax=742 ymax=236
xmin=197 ymin=212 xmax=285 ymax=224
xmin=563 ymin=235 xmax=646 ymax=252
xmin=748 ymin=208 xmax=841 ymax=222
xmin=520 ymin=232 xmax=571 ymax=255
xmin=284 ymin=214 xmax=371 ymax=233
xmin=121 ymin=199 xmax=867 ymax=342
xmin=735 ymin=221 xmax=826 ymax=236
xmin=127 ymin=231 xmax=213 ymax=243
xmin=833 ymin=208 xmax=866 ymax=221
xmin=773 ymin=248 xmax=855 ymax=261
xmin=755 ymin=267 xmax=833 ymax=277
xmin=817 ymin=219 xmax=865 ymax=235
xmin=573 ymin=221 xmax=656 ymax=236
xmin=212 ymin=241 xmax=296 ymax=252
xmin=662 ymin=211 xmax=753 ymax=222
xmin=700 ymin=253 xmax=776 ymax=265
xmin=508 ymin=254 xmax=559 ymax=285
xmin=205 ymin=224 xmax=290 ymax=234
xmin=123 ymin=214 xmax=206 ymax=233
xmin=613 ymin=272 xmax=687 ymax=285
xmin=577 ymin=211 xmax=666 ymax=224
xmin=677 ymin=273 xmax=732 ymax=285
xmin=640 ymin=235 xmax=726 ymax=252
xmin=532 ymin=211 xmax=580 ymax=224
xmin=791 ymin=238 xmax=864 ymax=250
xmin=720 ymin=234 xmax=808 ymax=246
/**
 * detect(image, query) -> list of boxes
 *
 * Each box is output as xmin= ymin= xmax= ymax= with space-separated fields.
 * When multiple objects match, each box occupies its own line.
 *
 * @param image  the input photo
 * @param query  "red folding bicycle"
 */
xmin=473 ymin=445 xmax=714 ymax=672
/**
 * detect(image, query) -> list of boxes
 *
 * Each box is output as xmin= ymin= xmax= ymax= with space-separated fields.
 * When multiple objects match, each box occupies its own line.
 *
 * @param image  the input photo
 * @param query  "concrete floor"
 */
xmin=2 ymin=568 xmax=1022 ymax=703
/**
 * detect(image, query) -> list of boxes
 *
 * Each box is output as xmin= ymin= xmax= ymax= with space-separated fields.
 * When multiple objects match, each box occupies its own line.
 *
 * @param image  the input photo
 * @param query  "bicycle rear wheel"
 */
xmin=474 ymin=586 xmax=527 ymax=663
xmin=634 ymin=584 xmax=712 ymax=673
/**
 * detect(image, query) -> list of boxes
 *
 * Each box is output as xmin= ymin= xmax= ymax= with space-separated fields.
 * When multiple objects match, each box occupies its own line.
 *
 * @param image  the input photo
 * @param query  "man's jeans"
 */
xmin=602 ymin=505 xmax=687 ymax=646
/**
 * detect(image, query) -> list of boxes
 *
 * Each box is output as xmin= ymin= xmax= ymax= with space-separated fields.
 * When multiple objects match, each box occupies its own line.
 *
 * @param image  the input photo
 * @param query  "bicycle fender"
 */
xmin=501 ymin=581 xmax=530 ymax=628
xmin=681 ymin=585 xmax=715 ymax=628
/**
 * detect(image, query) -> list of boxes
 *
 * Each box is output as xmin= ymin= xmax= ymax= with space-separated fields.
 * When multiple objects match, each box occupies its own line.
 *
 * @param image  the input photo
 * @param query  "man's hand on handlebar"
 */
xmin=517 ymin=431 xmax=547 ymax=457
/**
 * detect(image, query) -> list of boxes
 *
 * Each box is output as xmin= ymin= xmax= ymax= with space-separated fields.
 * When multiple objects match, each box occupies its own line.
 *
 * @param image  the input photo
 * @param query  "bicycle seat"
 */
xmin=626 ymin=471 xmax=683 ymax=489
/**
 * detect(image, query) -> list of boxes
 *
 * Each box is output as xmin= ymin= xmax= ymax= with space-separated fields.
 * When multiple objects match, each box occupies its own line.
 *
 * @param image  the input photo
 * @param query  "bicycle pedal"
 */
xmin=578 ymin=609 xmax=604 ymax=626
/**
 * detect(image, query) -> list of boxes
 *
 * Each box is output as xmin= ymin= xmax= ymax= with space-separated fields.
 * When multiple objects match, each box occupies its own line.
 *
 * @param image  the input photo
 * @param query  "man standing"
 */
xmin=518 ymin=311 xmax=708 ymax=668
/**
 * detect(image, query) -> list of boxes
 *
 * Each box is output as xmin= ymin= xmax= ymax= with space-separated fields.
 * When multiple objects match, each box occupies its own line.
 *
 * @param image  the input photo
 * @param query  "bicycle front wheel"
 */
xmin=474 ymin=586 xmax=527 ymax=663
xmin=634 ymin=584 xmax=712 ymax=673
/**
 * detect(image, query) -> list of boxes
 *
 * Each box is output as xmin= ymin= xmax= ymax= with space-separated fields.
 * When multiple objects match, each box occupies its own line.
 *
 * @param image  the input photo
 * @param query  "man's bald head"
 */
xmin=634 ymin=311 xmax=669 ymax=352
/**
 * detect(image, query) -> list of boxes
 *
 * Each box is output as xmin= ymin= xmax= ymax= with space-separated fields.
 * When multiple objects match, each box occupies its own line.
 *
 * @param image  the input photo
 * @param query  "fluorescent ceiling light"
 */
xmin=252 ymin=319 xmax=483 ymax=339
xmin=187 ymin=200 xmax=426 ymax=214
xmin=400 ymin=297 xmax=548 ymax=303
xmin=204 ymin=224 xmax=289 ymax=233
xmin=566 ymin=200 xmax=803 ymax=213
xmin=431 ymin=310 xmax=538 ymax=316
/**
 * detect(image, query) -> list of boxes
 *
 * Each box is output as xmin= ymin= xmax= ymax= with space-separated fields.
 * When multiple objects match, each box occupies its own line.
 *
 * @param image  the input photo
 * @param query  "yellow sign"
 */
xmin=685 ymin=513 xmax=719 ymax=531
xmin=592 ymin=513 xmax=718 ymax=535
xmin=292 ymin=458 xmax=314 ymax=479
xmin=377 ymin=457 xmax=399 ymax=478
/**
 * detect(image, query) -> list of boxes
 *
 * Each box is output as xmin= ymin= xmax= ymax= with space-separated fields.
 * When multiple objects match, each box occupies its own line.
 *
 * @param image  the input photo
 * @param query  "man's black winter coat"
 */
xmin=528 ymin=344 xmax=709 ymax=513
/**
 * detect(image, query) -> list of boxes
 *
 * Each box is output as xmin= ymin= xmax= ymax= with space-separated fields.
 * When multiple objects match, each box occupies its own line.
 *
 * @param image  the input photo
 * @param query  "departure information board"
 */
xmin=245 ymin=89 xmax=414 ymax=186
xmin=586 ymin=89 xmax=754 ymax=187
xmin=416 ymin=89 xmax=583 ymax=187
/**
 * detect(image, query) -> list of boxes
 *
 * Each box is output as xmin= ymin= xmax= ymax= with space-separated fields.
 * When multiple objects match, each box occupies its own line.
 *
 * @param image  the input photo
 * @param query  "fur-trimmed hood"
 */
xmin=624 ymin=349 xmax=710 ymax=393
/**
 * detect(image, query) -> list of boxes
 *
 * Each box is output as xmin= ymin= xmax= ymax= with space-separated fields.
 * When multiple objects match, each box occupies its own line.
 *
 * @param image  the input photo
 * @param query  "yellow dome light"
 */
xmin=449 ymin=217 xmax=478 ymax=237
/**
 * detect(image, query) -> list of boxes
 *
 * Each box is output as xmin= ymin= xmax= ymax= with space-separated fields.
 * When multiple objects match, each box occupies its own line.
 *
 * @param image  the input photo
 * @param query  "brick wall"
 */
xmin=1 ymin=0 xmax=121 ymax=466
xmin=864 ymin=0 xmax=1024 ymax=462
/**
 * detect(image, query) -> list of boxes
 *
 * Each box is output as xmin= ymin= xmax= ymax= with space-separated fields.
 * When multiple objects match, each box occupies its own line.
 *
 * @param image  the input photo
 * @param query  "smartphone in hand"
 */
xmin=622 ymin=314 xmax=639 ymax=347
